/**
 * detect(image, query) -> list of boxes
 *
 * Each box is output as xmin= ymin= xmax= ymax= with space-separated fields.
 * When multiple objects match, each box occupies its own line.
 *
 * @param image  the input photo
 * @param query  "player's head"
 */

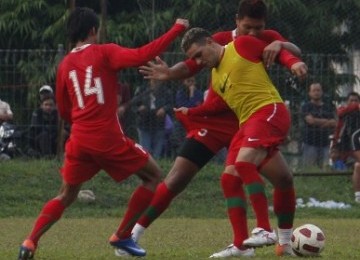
xmin=67 ymin=7 xmax=100 ymax=45
xmin=346 ymin=91 xmax=360 ymax=105
xmin=181 ymin=28 xmax=220 ymax=68
xmin=308 ymin=82 xmax=323 ymax=101
xmin=235 ymin=0 xmax=267 ymax=37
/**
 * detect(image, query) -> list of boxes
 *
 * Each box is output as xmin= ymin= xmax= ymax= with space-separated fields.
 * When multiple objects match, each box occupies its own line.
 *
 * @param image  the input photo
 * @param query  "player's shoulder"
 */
xmin=258 ymin=30 xmax=285 ymax=42
xmin=212 ymin=30 xmax=233 ymax=45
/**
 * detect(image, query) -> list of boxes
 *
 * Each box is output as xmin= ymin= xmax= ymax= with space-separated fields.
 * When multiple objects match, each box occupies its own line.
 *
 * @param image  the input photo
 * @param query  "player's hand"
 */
xmin=291 ymin=62 xmax=308 ymax=81
xmin=156 ymin=107 xmax=166 ymax=117
xmin=175 ymin=18 xmax=189 ymax=29
xmin=139 ymin=56 xmax=171 ymax=80
xmin=263 ymin=41 xmax=282 ymax=68
xmin=174 ymin=107 xmax=189 ymax=115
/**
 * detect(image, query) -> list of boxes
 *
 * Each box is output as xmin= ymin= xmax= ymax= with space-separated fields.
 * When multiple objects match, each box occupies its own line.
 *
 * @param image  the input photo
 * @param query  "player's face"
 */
xmin=236 ymin=16 xmax=265 ymax=37
xmin=186 ymin=41 xmax=220 ymax=68
xmin=308 ymin=83 xmax=323 ymax=101
xmin=347 ymin=95 xmax=360 ymax=105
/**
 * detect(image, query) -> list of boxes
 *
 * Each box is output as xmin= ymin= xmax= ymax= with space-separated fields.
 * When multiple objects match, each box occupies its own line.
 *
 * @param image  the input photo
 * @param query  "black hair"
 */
xmin=346 ymin=91 xmax=360 ymax=101
xmin=237 ymin=0 xmax=267 ymax=20
xmin=67 ymin=7 xmax=99 ymax=45
xmin=181 ymin=27 xmax=212 ymax=52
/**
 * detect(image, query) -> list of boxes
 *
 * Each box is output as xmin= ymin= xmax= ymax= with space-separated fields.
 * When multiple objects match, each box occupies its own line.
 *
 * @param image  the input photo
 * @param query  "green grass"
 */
xmin=3 ymin=218 xmax=360 ymax=259
xmin=1 ymin=159 xmax=360 ymax=258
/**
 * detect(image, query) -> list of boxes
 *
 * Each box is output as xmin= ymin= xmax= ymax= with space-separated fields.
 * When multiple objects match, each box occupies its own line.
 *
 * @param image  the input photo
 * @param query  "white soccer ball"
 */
xmin=77 ymin=189 xmax=96 ymax=203
xmin=291 ymin=224 xmax=325 ymax=257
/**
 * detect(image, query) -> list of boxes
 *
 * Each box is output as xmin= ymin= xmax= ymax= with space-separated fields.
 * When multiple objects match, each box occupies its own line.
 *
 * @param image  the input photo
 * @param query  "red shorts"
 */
xmin=176 ymin=111 xmax=238 ymax=153
xmin=226 ymin=103 xmax=290 ymax=165
xmin=61 ymin=135 xmax=149 ymax=185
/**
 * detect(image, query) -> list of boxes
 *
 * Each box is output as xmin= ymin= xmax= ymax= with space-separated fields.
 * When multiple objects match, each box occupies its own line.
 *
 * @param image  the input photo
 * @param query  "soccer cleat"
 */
xmin=109 ymin=234 xmax=146 ymax=257
xmin=18 ymin=239 xmax=35 ymax=260
xmin=209 ymin=244 xmax=255 ymax=258
xmin=243 ymin=227 xmax=277 ymax=247
xmin=275 ymin=243 xmax=296 ymax=257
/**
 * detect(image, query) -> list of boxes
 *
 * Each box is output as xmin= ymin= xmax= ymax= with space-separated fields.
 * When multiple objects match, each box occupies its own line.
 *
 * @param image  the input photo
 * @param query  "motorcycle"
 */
xmin=0 ymin=122 xmax=21 ymax=160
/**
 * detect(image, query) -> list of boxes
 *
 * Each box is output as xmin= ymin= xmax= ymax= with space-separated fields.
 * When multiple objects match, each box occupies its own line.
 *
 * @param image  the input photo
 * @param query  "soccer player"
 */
xmin=331 ymin=92 xmax=360 ymax=203
xmin=179 ymin=27 xmax=303 ymax=258
xmin=130 ymin=0 xmax=307 ymax=257
xmin=17 ymin=7 xmax=188 ymax=260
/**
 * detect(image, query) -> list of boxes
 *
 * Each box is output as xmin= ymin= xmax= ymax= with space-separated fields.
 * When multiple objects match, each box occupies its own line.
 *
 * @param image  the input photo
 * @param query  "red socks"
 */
xmin=273 ymin=187 xmax=296 ymax=229
xmin=235 ymin=161 xmax=271 ymax=232
xmin=221 ymin=173 xmax=248 ymax=248
xmin=136 ymin=182 xmax=176 ymax=229
xmin=116 ymin=185 xmax=155 ymax=239
xmin=28 ymin=199 xmax=65 ymax=246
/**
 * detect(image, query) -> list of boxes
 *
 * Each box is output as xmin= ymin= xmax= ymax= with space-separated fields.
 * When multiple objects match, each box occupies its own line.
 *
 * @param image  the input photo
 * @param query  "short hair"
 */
xmin=181 ymin=27 xmax=212 ymax=53
xmin=346 ymin=91 xmax=360 ymax=101
xmin=67 ymin=7 xmax=99 ymax=45
xmin=237 ymin=0 xmax=267 ymax=20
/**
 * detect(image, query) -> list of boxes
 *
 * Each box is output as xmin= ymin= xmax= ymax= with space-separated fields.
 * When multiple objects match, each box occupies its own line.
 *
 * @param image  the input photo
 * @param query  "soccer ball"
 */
xmin=291 ymin=224 xmax=325 ymax=257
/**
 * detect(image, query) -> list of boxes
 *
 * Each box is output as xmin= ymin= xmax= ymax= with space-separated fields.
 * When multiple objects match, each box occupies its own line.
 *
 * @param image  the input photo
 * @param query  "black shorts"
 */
xmin=177 ymin=138 xmax=215 ymax=169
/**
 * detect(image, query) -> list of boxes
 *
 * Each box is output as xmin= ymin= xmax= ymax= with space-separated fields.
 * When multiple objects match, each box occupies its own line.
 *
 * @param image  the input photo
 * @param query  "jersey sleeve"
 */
xmin=104 ymin=23 xmax=186 ymax=70
xmin=337 ymin=104 xmax=359 ymax=117
xmin=56 ymin=62 xmax=72 ymax=124
xmin=187 ymin=87 xmax=229 ymax=116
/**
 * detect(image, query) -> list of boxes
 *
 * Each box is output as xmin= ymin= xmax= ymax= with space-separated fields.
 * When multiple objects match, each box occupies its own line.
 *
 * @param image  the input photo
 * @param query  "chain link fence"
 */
xmin=1 ymin=47 xmax=359 ymax=168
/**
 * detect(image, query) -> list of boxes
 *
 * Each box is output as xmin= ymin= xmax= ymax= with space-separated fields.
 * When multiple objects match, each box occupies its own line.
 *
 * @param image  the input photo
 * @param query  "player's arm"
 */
xmin=337 ymin=104 xmax=360 ymax=117
xmin=56 ymin=64 xmax=72 ymax=124
xmin=176 ymin=88 xmax=229 ymax=116
xmin=106 ymin=19 xmax=188 ymax=70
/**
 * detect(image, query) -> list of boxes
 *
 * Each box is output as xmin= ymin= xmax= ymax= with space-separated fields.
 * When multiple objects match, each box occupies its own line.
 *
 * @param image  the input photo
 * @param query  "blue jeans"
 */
xmin=137 ymin=128 xmax=165 ymax=159
xmin=301 ymin=143 xmax=329 ymax=169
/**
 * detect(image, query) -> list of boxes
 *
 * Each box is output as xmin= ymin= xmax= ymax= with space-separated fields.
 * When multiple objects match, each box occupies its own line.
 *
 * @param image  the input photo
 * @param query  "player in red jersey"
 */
xmin=128 ymin=0 xmax=307 ymax=258
xmin=179 ymin=27 xmax=304 ymax=258
xmin=17 ymin=7 xmax=188 ymax=260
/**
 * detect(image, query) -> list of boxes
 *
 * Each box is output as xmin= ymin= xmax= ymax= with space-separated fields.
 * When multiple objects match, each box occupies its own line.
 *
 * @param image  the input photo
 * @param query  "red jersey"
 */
xmin=56 ymin=23 xmax=185 ymax=152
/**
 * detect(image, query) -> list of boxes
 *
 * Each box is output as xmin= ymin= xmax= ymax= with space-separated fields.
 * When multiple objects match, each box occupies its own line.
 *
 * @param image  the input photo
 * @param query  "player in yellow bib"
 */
xmin=180 ymin=27 xmax=306 ymax=258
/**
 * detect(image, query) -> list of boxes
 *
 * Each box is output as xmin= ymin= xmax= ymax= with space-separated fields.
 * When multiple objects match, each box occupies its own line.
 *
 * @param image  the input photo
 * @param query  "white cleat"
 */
xmin=243 ymin=227 xmax=277 ymax=247
xmin=209 ymin=244 xmax=255 ymax=258
xmin=114 ymin=248 xmax=132 ymax=257
xmin=275 ymin=243 xmax=296 ymax=257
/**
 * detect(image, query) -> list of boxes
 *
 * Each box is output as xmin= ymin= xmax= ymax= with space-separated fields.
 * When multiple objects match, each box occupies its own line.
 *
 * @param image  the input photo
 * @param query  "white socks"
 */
xmin=277 ymin=228 xmax=293 ymax=245
xmin=131 ymin=223 xmax=145 ymax=243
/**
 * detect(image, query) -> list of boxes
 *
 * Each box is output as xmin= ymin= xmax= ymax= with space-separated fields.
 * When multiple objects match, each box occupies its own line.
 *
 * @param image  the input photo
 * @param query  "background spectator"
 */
xmin=39 ymin=85 xmax=54 ymax=101
xmin=134 ymin=79 xmax=173 ymax=159
xmin=0 ymin=98 xmax=13 ymax=124
xmin=28 ymin=95 xmax=58 ymax=157
xmin=171 ymin=77 xmax=203 ymax=154
xmin=301 ymin=82 xmax=337 ymax=169
xmin=117 ymin=81 xmax=132 ymax=129
xmin=330 ymin=92 xmax=360 ymax=202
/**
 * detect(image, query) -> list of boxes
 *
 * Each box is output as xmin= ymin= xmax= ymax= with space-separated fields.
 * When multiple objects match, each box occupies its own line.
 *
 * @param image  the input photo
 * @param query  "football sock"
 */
xmin=221 ymin=173 xmax=248 ymax=248
xmin=116 ymin=185 xmax=154 ymax=239
xmin=277 ymin=228 xmax=293 ymax=246
xmin=131 ymin=223 xmax=145 ymax=243
xmin=136 ymin=182 xmax=176 ymax=228
xmin=235 ymin=161 xmax=271 ymax=232
xmin=273 ymin=187 xmax=296 ymax=229
xmin=28 ymin=199 xmax=65 ymax=246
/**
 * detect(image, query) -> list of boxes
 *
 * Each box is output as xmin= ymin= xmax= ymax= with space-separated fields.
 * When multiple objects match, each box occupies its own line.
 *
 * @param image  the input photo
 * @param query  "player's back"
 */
xmin=58 ymin=44 xmax=120 ymax=135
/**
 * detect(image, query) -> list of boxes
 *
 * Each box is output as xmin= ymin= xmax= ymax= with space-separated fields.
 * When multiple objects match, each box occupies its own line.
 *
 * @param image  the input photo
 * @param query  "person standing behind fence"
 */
xmin=28 ymin=95 xmax=58 ymax=158
xmin=17 ymin=6 xmax=189 ymax=260
xmin=301 ymin=82 xmax=336 ymax=169
xmin=331 ymin=92 xmax=360 ymax=203
xmin=134 ymin=78 xmax=173 ymax=159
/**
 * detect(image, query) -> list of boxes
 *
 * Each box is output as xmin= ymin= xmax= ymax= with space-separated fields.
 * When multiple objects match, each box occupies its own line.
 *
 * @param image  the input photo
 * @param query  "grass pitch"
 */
xmin=2 ymin=218 xmax=360 ymax=259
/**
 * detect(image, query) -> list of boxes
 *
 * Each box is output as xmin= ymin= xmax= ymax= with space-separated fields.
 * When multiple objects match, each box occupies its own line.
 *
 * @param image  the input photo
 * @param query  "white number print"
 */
xmin=69 ymin=66 xmax=104 ymax=109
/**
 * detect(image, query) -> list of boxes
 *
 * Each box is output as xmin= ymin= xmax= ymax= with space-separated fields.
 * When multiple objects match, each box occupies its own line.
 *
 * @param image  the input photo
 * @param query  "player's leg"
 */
xmin=259 ymin=151 xmax=296 ymax=256
xmin=132 ymin=138 xmax=214 ymax=242
xmin=18 ymin=182 xmax=82 ymax=260
xmin=351 ymin=148 xmax=360 ymax=203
